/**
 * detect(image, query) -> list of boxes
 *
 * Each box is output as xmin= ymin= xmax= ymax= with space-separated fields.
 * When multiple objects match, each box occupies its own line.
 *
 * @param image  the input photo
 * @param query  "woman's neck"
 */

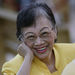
xmin=41 ymin=50 xmax=57 ymax=73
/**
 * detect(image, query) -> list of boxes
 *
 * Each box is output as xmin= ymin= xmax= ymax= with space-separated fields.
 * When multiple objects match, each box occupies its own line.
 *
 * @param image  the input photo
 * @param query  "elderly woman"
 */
xmin=2 ymin=2 xmax=75 ymax=75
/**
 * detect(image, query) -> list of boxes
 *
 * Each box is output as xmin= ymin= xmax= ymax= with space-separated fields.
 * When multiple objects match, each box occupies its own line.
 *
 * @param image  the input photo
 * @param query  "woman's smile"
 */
xmin=34 ymin=45 xmax=48 ymax=54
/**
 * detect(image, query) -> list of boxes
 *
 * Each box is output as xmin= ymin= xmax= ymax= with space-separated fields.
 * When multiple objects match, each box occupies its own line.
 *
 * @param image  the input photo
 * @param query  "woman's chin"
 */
xmin=35 ymin=50 xmax=50 ymax=60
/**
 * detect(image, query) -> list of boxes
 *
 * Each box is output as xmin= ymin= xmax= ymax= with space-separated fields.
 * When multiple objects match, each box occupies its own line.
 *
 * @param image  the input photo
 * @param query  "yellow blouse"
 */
xmin=2 ymin=43 xmax=75 ymax=75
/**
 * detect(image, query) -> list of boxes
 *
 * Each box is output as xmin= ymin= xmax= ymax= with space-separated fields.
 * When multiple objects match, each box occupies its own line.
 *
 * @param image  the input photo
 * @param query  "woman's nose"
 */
xmin=34 ymin=37 xmax=44 ymax=46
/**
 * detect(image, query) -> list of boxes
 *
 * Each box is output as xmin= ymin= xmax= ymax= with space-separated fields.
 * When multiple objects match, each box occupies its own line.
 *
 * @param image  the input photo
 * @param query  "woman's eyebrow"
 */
xmin=24 ymin=32 xmax=35 ymax=36
xmin=40 ymin=27 xmax=49 ymax=32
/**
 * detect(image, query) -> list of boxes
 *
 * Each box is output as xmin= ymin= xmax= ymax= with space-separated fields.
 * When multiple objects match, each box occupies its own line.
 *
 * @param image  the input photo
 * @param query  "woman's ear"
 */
xmin=54 ymin=27 xmax=57 ymax=37
xmin=53 ymin=26 xmax=58 ymax=42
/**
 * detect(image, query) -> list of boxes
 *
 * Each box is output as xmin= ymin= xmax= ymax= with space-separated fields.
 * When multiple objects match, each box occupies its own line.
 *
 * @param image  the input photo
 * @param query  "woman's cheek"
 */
xmin=48 ymin=36 xmax=55 ymax=45
xmin=25 ymin=42 xmax=34 ymax=53
xmin=24 ymin=41 xmax=33 ymax=48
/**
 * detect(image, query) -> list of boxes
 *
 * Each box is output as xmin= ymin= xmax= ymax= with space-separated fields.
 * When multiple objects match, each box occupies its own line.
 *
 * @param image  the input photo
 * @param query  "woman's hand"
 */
xmin=17 ymin=43 xmax=34 ymax=60
xmin=17 ymin=43 xmax=34 ymax=75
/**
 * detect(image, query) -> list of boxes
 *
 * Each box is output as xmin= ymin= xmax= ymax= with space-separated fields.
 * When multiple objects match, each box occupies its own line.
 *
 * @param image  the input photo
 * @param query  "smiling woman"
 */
xmin=1 ymin=1 xmax=75 ymax=75
xmin=22 ymin=16 xmax=56 ymax=61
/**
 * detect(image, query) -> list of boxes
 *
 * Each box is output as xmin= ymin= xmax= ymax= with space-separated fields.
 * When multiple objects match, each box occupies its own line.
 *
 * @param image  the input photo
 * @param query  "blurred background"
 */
xmin=0 ymin=0 xmax=75 ymax=74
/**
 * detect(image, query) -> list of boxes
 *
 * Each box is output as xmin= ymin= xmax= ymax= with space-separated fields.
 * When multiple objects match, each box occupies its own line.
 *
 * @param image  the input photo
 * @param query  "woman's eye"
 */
xmin=41 ymin=32 xmax=49 ymax=36
xmin=27 ymin=36 xmax=36 ymax=40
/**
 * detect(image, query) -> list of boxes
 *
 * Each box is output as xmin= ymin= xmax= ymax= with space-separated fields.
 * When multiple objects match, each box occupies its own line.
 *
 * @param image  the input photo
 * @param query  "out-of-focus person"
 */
xmin=62 ymin=60 xmax=75 ymax=75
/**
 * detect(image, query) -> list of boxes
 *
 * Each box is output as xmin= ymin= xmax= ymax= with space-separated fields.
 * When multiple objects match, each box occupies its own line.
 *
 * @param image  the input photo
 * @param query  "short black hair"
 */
xmin=16 ymin=2 xmax=56 ymax=40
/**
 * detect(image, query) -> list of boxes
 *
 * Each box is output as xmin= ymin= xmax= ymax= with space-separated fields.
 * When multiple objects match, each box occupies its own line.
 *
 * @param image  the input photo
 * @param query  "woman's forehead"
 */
xmin=22 ymin=24 xmax=52 ymax=34
xmin=22 ymin=16 xmax=53 ymax=33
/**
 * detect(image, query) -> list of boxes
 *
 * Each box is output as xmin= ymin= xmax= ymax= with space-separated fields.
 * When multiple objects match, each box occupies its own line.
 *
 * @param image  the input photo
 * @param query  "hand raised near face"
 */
xmin=17 ymin=43 xmax=34 ymax=59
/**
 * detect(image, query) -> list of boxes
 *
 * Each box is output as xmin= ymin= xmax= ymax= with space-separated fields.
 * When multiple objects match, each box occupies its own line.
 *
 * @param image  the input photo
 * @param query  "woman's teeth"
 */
xmin=38 ymin=47 xmax=46 ymax=50
xmin=36 ymin=47 xmax=47 ymax=53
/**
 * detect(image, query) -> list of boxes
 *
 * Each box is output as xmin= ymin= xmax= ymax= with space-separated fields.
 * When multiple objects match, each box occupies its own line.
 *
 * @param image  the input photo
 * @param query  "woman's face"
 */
xmin=22 ymin=16 xmax=57 ymax=60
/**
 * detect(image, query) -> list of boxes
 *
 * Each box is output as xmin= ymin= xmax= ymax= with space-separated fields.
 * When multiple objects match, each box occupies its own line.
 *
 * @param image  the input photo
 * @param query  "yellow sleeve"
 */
xmin=3 ymin=72 xmax=15 ymax=75
xmin=2 ymin=64 xmax=16 ymax=75
xmin=2 ymin=62 xmax=16 ymax=75
xmin=2 ymin=54 xmax=24 ymax=75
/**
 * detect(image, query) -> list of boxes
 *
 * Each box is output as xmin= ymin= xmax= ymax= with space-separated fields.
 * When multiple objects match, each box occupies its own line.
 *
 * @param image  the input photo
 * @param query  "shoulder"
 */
xmin=54 ymin=43 xmax=75 ymax=48
xmin=54 ymin=43 xmax=75 ymax=72
xmin=54 ymin=43 xmax=75 ymax=53
xmin=2 ymin=54 xmax=24 ymax=74
xmin=54 ymin=43 xmax=75 ymax=59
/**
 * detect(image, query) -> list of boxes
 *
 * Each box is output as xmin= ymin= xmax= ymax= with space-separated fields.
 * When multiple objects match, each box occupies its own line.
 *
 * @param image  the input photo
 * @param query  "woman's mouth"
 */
xmin=35 ymin=46 xmax=48 ymax=53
